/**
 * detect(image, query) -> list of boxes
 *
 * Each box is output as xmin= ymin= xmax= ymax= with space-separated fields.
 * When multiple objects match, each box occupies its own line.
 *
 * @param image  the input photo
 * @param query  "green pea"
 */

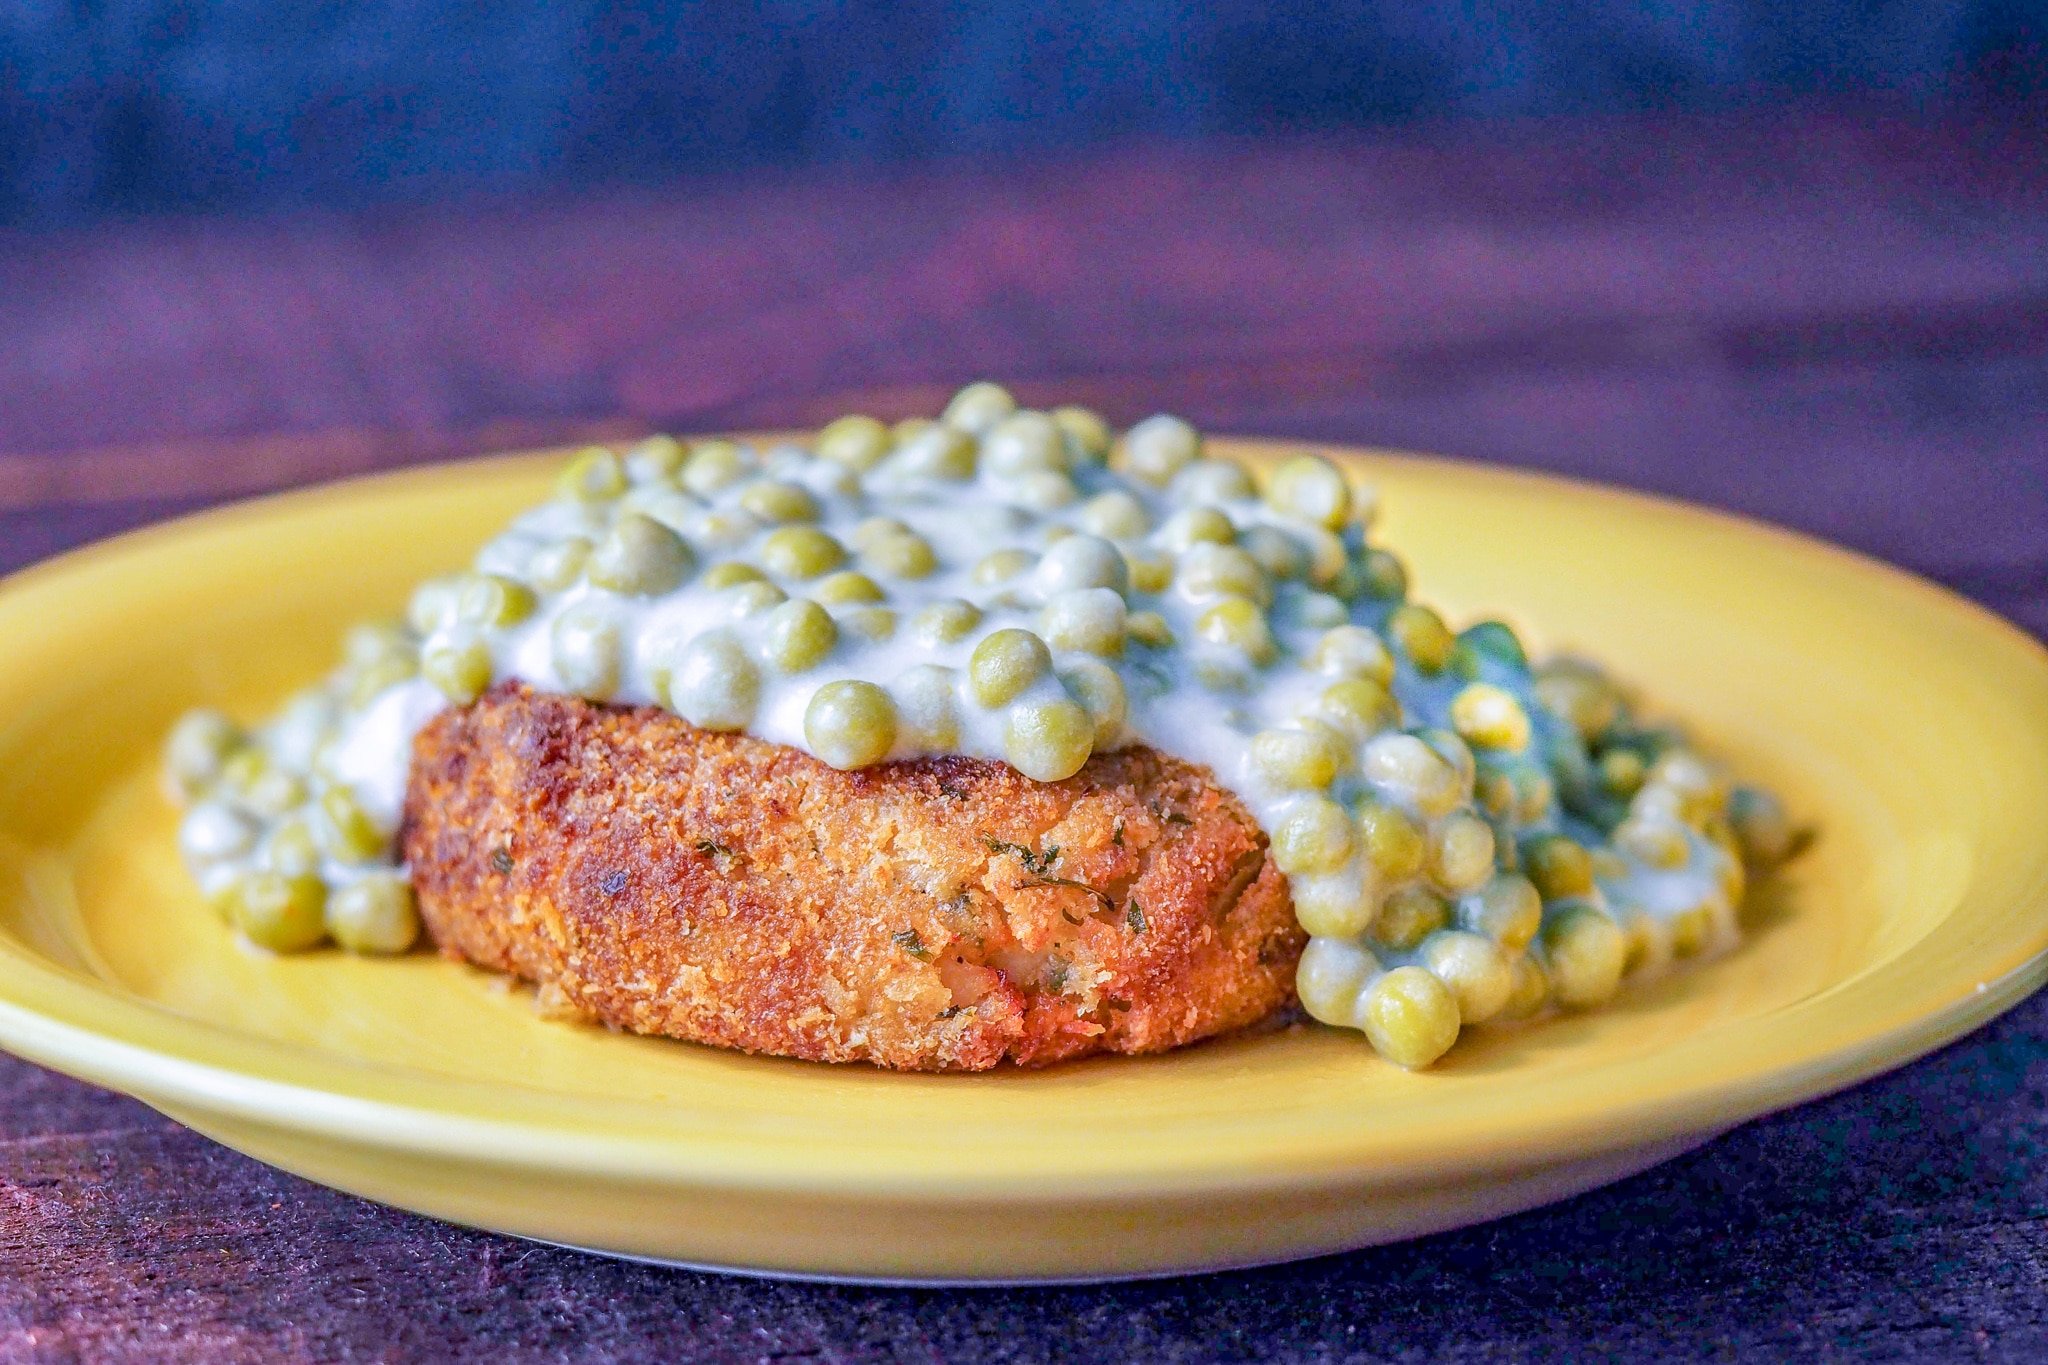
xmin=588 ymin=514 xmax=693 ymax=595
xmin=1117 ymin=413 xmax=1200 ymax=486
xmin=1421 ymin=930 xmax=1513 ymax=1024
xmin=984 ymin=411 xmax=1068 ymax=475
xmin=841 ymin=606 xmax=899 ymax=642
xmin=681 ymin=440 xmax=749 ymax=495
xmin=1316 ymin=678 xmax=1401 ymax=743
xmin=1300 ymin=527 xmax=1350 ymax=588
xmin=1036 ymin=534 xmax=1130 ymax=595
xmin=1192 ymin=596 xmax=1278 ymax=665
xmin=1361 ymin=732 xmax=1459 ymax=813
xmin=1169 ymin=458 xmax=1257 ymax=505
xmin=738 ymin=480 xmax=820 ymax=525
xmin=665 ymin=631 xmax=762 ymax=731
xmin=231 ymin=872 xmax=329 ymax=952
xmin=813 ymin=570 xmax=885 ymax=605
xmin=1004 ymin=698 xmax=1095 ymax=781
xmin=972 ymin=549 xmax=1036 ymax=586
xmin=893 ymin=424 xmax=978 ymax=479
xmin=1542 ymin=903 xmax=1626 ymax=1007
xmin=318 ymin=787 xmax=387 ymax=864
xmin=1360 ymin=966 xmax=1461 ymax=1068
xmin=760 ymin=526 xmax=846 ymax=579
xmin=702 ymin=560 xmax=766 ymax=590
xmin=1729 ymin=786 xmax=1796 ymax=866
xmin=1463 ymin=873 xmax=1543 ymax=950
xmin=1157 ymin=506 xmax=1237 ymax=552
xmin=1501 ymin=953 xmax=1551 ymax=1019
xmin=848 ymin=516 xmax=911 ymax=552
xmin=1040 ymin=588 xmax=1127 ymax=657
xmin=557 ymin=446 xmax=627 ymax=503
xmin=1387 ymin=603 xmax=1455 ymax=674
xmin=1374 ymin=885 xmax=1451 ymax=952
xmin=423 ymin=637 xmax=494 ymax=704
xmin=452 ymin=573 xmax=536 ymax=630
xmin=817 ymin=414 xmax=892 ymax=470
xmin=941 ymin=381 xmax=1017 ymax=434
xmin=1429 ymin=814 xmax=1497 ymax=892
xmin=912 ymin=598 xmax=984 ymax=644
xmin=969 ymin=629 xmax=1052 ymax=707
xmin=1125 ymin=610 xmax=1175 ymax=648
xmin=178 ymin=800 xmax=257 ymax=867
xmin=804 ymin=680 xmax=898 ymax=769
xmin=1271 ymin=797 xmax=1356 ymax=877
xmin=407 ymin=576 xmax=462 ymax=634
xmin=760 ymin=599 xmax=839 ymax=673
xmin=1059 ymin=659 xmax=1128 ymax=748
xmin=1265 ymin=454 xmax=1353 ymax=529
xmin=264 ymin=818 xmax=322 ymax=878
xmin=1076 ymin=490 xmax=1150 ymax=539
xmin=549 ymin=605 xmax=623 ymax=699
xmin=1534 ymin=661 xmax=1621 ymax=741
xmin=1459 ymin=620 xmax=1528 ymax=670
xmin=1175 ymin=543 xmax=1270 ymax=605
xmin=1670 ymin=902 xmax=1716 ymax=958
xmin=1614 ymin=817 xmax=1690 ymax=870
xmin=164 ymin=709 xmax=243 ymax=795
xmin=1311 ymin=625 xmax=1395 ymax=684
xmin=525 ymin=537 xmax=593 ymax=592
xmin=1239 ymin=524 xmax=1308 ymax=580
xmin=725 ymin=580 xmax=789 ymax=618
xmin=1251 ymin=727 xmax=1342 ymax=790
xmin=1521 ymin=834 xmax=1595 ymax=901
xmin=623 ymin=434 xmax=687 ymax=485
xmin=1126 ymin=554 xmax=1173 ymax=594
xmin=1600 ymin=748 xmax=1648 ymax=799
xmin=1357 ymin=800 xmax=1426 ymax=880
xmin=1051 ymin=405 xmax=1112 ymax=463
xmin=326 ymin=874 xmax=421 ymax=954
xmin=1450 ymin=682 xmax=1531 ymax=752
xmin=1296 ymin=937 xmax=1380 ymax=1027
xmin=1359 ymin=548 xmax=1408 ymax=601
xmin=863 ymin=531 xmax=938 ymax=579
xmin=1292 ymin=877 xmax=1377 ymax=939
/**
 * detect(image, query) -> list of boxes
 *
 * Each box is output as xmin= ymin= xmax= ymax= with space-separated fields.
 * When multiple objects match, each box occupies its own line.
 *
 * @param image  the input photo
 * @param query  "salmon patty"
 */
xmin=402 ymin=683 xmax=1303 ymax=1070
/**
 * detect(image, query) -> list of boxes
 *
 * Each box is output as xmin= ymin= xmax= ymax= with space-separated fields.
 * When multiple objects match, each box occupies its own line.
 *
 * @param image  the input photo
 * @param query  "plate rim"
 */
xmin=1 ymin=441 xmax=2045 ymax=1201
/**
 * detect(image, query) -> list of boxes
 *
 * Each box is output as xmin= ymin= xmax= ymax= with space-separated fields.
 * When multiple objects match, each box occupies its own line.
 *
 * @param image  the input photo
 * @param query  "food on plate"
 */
xmin=166 ymin=383 xmax=1801 ymax=1070
xmin=405 ymin=684 xmax=1298 ymax=1069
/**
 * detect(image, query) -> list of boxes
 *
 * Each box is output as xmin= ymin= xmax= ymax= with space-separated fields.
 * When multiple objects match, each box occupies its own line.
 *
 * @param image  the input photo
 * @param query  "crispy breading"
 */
xmin=402 ymin=683 xmax=1303 ymax=1070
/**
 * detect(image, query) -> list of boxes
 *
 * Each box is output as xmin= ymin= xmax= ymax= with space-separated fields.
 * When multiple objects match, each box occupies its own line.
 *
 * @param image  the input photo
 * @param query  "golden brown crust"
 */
xmin=401 ymin=683 xmax=1303 ymax=1070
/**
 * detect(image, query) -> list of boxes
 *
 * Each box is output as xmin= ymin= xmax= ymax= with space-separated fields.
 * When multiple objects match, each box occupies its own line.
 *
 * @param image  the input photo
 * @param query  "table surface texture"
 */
xmin=0 ymin=106 xmax=2044 ymax=1363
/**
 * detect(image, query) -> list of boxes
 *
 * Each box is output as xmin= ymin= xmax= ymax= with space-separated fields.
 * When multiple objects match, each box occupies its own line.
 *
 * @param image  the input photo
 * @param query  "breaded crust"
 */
xmin=402 ymin=683 xmax=1303 ymax=1070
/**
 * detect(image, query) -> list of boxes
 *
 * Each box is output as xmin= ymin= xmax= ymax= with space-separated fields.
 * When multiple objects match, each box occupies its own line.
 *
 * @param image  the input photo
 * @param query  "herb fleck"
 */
xmin=984 ymin=837 xmax=1114 ymax=912
xmin=1150 ymin=802 xmax=1193 ymax=827
xmin=982 ymin=837 xmax=1060 ymax=876
xmin=892 ymin=928 xmax=934 ymax=962
xmin=694 ymin=839 xmax=735 ymax=866
xmin=1126 ymin=900 xmax=1148 ymax=934
xmin=598 ymin=869 xmax=628 ymax=896
xmin=489 ymin=849 xmax=514 ymax=875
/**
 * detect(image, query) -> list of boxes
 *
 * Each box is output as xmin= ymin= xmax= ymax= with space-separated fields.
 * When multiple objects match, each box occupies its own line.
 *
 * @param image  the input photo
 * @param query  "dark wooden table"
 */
xmin=2 ymin=107 xmax=2044 ymax=1362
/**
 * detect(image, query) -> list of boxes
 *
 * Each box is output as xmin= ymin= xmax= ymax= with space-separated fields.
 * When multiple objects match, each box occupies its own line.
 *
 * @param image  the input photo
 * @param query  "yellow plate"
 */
xmin=1 ymin=442 xmax=2045 ymax=1284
